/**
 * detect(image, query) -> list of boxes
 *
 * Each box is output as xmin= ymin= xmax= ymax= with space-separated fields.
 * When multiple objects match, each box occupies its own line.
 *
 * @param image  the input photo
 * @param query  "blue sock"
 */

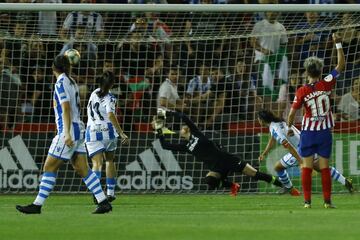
xmin=94 ymin=171 xmax=101 ymax=179
xmin=33 ymin=172 xmax=56 ymax=206
xmin=330 ymin=166 xmax=346 ymax=185
xmin=106 ymin=178 xmax=116 ymax=197
xmin=83 ymin=170 xmax=106 ymax=203
xmin=277 ymin=169 xmax=293 ymax=189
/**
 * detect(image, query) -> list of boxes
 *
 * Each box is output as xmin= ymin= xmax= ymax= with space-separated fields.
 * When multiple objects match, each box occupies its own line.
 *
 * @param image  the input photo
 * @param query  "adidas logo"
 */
xmin=0 ymin=135 xmax=40 ymax=189
xmin=118 ymin=139 xmax=193 ymax=190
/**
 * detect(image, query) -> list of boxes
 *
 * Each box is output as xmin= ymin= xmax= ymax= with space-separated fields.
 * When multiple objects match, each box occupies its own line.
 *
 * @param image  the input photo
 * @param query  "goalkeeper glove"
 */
xmin=157 ymin=108 xmax=167 ymax=120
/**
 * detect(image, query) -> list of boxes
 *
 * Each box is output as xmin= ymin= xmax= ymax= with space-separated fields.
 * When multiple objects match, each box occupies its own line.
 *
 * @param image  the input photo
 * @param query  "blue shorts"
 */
xmin=298 ymin=129 xmax=332 ymax=158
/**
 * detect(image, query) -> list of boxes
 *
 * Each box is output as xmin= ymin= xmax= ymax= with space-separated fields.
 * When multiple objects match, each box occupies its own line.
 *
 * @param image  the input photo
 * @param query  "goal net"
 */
xmin=0 ymin=4 xmax=359 ymax=194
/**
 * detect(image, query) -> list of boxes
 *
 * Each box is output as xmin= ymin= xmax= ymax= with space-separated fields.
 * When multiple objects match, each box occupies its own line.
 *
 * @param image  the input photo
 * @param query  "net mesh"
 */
xmin=0 ymin=5 xmax=359 ymax=193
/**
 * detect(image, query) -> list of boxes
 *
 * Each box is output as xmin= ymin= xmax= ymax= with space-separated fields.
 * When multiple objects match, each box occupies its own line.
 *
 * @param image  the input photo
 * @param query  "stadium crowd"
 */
xmin=0 ymin=0 xmax=359 ymax=132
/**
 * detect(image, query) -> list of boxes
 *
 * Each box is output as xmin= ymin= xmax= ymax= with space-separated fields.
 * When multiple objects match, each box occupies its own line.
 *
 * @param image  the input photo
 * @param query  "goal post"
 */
xmin=0 ymin=3 xmax=359 ymax=194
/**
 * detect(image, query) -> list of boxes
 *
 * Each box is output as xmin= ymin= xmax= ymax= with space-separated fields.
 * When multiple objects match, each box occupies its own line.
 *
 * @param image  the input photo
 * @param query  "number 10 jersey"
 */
xmin=86 ymin=88 xmax=119 ymax=142
xmin=291 ymin=69 xmax=339 ymax=131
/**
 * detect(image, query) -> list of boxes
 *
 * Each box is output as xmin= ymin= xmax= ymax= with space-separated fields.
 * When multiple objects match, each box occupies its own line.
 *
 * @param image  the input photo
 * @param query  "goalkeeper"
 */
xmin=153 ymin=109 xmax=283 ymax=195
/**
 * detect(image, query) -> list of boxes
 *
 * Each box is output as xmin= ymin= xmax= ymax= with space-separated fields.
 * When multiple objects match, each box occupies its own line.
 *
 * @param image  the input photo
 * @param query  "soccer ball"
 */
xmin=64 ymin=49 xmax=80 ymax=65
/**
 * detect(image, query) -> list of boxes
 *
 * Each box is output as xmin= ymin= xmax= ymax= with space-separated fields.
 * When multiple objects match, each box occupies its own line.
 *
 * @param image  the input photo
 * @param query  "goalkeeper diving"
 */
xmin=153 ymin=109 xmax=284 ymax=195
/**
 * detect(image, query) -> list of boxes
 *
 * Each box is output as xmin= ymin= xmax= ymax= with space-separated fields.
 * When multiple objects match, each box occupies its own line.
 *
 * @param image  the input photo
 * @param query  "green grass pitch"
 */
xmin=1 ymin=194 xmax=360 ymax=240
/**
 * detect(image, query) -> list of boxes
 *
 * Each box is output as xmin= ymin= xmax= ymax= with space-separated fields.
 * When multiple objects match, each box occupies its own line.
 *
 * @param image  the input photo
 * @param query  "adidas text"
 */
xmin=118 ymin=171 xmax=194 ymax=190
xmin=0 ymin=170 xmax=39 ymax=189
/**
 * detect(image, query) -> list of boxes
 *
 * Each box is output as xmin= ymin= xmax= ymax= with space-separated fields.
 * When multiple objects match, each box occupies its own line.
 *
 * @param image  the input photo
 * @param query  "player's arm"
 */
xmin=157 ymin=129 xmax=188 ymax=152
xmin=287 ymin=88 xmax=303 ymax=136
xmin=281 ymin=140 xmax=303 ymax=165
xmin=287 ymin=107 xmax=297 ymax=136
xmin=108 ymin=112 xmax=129 ymax=145
xmin=258 ymin=136 xmax=276 ymax=161
xmin=333 ymin=33 xmax=345 ymax=73
xmin=165 ymin=110 xmax=200 ymax=133
xmin=61 ymin=101 xmax=73 ymax=147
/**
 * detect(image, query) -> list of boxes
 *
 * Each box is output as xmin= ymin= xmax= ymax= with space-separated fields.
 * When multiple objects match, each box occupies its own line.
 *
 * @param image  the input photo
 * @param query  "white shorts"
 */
xmin=280 ymin=153 xmax=298 ymax=168
xmin=48 ymin=134 xmax=86 ymax=161
xmin=85 ymin=138 xmax=117 ymax=158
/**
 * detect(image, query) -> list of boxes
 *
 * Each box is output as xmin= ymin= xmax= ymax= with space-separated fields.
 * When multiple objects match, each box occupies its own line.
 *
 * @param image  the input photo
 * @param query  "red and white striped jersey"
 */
xmin=291 ymin=69 xmax=339 ymax=131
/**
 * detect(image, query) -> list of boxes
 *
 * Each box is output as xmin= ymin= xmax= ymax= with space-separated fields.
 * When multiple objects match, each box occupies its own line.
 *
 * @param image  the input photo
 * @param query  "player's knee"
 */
xmin=274 ymin=163 xmax=285 ymax=172
xmin=204 ymin=176 xmax=220 ymax=190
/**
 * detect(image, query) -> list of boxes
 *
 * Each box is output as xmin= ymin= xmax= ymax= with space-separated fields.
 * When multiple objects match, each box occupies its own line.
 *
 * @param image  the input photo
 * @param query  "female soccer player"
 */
xmin=287 ymin=33 xmax=345 ymax=208
xmin=16 ymin=55 xmax=112 ymax=214
xmin=257 ymin=109 xmax=353 ymax=196
xmin=86 ymin=71 xmax=129 ymax=202
xmin=153 ymin=109 xmax=283 ymax=195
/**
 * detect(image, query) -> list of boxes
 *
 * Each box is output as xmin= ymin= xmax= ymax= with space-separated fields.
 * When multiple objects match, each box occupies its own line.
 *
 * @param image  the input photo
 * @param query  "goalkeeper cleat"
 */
xmin=16 ymin=204 xmax=41 ymax=214
xmin=324 ymin=202 xmax=336 ymax=209
xmin=304 ymin=201 xmax=311 ymax=209
xmin=230 ymin=183 xmax=240 ymax=197
xmin=107 ymin=195 xmax=116 ymax=203
xmin=93 ymin=199 xmax=112 ymax=214
xmin=345 ymin=178 xmax=355 ymax=194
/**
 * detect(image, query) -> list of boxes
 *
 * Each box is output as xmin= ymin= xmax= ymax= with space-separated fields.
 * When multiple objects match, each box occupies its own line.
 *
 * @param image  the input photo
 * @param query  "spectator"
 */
xmin=203 ymin=67 xmax=227 ymax=129
xmin=337 ymin=78 xmax=360 ymax=121
xmin=294 ymin=12 xmax=329 ymax=68
xmin=157 ymin=66 xmax=187 ymax=112
xmin=60 ymin=0 xmax=104 ymax=40
xmin=60 ymin=23 xmax=97 ymax=68
xmin=250 ymin=11 xmax=288 ymax=103
xmin=32 ymin=0 xmax=62 ymax=37
xmin=0 ymin=48 xmax=21 ymax=129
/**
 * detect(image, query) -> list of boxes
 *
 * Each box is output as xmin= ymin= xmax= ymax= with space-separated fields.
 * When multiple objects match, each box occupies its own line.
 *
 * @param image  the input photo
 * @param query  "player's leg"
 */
xmin=313 ymin=159 xmax=354 ymax=193
xmin=301 ymin=156 xmax=313 ymax=208
xmin=241 ymin=163 xmax=283 ymax=187
xmin=16 ymin=155 xmax=63 ymax=214
xmin=86 ymin=141 xmax=105 ymax=179
xmin=105 ymin=151 xmax=117 ymax=201
xmin=317 ymin=129 xmax=335 ymax=208
xmin=274 ymin=158 xmax=300 ymax=196
xmin=72 ymin=153 xmax=112 ymax=214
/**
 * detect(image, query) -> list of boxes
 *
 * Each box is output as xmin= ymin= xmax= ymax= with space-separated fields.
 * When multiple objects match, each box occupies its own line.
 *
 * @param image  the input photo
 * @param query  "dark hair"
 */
xmin=257 ymin=109 xmax=283 ymax=124
xmin=53 ymin=55 xmax=71 ymax=75
xmin=97 ymin=71 xmax=115 ymax=98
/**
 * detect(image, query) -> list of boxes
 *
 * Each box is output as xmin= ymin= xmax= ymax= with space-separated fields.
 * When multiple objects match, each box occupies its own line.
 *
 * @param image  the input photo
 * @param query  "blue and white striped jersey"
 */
xmin=53 ymin=73 xmax=84 ymax=140
xmin=186 ymin=76 xmax=212 ymax=96
xmin=86 ymin=88 xmax=118 ymax=142
xmin=269 ymin=121 xmax=300 ymax=148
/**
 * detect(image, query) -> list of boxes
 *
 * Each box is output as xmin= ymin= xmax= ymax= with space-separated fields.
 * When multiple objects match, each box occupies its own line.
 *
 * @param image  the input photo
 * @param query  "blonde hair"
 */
xmin=304 ymin=56 xmax=324 ymax=78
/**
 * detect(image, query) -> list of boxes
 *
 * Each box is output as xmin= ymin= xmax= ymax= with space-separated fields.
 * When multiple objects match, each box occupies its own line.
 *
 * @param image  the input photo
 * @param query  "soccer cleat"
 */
xmin=16 ymin=204 xmax=41 ymax=214
xmin=324 ymin=202 xmax=336 ymax=209
xmin=93 ymin=199 xmax=112 ymax=214
xmin=276 ymin=187 xmax=300 ymax=196
xmin=107 ymin=195 xmax=116 ymax=203
xmin=345 ymin=178 xmax=355 ymax=194
xmin=304 ymin=201 xmax=311 ymax=209
xmin=230 ymin=183 xmax=240 ymax=196
xmin=289 ymin=187 xmax=301 ymax=196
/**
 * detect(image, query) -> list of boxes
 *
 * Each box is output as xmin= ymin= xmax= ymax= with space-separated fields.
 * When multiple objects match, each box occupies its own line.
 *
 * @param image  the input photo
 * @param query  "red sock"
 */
xmin=302 ymin=167 xmax=312 ymax=202
xmin=321 ymin=168 xmax=332 ymax=203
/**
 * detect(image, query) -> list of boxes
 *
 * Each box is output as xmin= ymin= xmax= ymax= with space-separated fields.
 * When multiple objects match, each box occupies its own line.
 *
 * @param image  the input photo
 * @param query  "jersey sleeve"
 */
xmin=322 ymin=69 xmax=339 ymax=89
xmin=62 ymin=13 xmax=73 ymax=29
xmin=55 ymin=80 xmax=70 ymax=104
xmin=291 ymin=87 xmax=304 ymax=110
xmin=158 ymin=83 xmax=171 ymax=99
xmin=105 ymin=96 xmax=116 ymax=114
xmin=158 ymin=134 xmax=188 ymax=152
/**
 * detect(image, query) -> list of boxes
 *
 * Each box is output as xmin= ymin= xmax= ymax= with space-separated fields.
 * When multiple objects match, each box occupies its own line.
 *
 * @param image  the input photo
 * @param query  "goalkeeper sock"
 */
xmin=330 ymin=166 xmax=346 ymax=185
xmin=302 ymin=167 xmax=312 ymax=203
xmin=321 ymin=168 xmax=332 ymax=203
xmin=106 ymin=178 xmax=116 ymax=197
xmin=83 ymin=170 xmax=106 ymax=204
xmin=254 ymin=171 xmax=282 ymax=187
xmin=33 ymin=172 xmax=56 ymax=206
xmin=277 ymin=169 xmax=293 ymax=189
